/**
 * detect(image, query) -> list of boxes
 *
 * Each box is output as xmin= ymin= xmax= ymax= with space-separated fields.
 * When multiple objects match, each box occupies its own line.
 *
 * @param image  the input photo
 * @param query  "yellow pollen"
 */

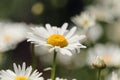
xmin=82 ymin=20 xmax=89 ymax=27
xmin=15 ymin=76 xmax=28 ymax=80
xmin=4 ymin=35 xmax=11 ymax=42
xmin=47 ymin=34 xmax=68 ymax=47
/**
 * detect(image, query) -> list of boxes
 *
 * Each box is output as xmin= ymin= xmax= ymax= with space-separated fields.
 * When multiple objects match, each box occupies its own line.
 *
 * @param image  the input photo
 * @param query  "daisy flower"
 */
xmin=0 ymin=22 xmax=29 ymax=52
xmin=27 ymin=23 xmax=86 ymax=56
xmin=0 ymin=62 xmax=44 ymax=80
xmin=71 ymin=12 xmax=96 ymax=28
xmin=86 ymin=43 xmax=120 ymax=67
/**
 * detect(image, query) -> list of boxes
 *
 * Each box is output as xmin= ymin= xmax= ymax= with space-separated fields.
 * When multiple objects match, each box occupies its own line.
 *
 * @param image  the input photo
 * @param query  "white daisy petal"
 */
xmin=25 ymin=66 xmax=32 ymax=77
xmin=31 ymin=27 xmax=49 ymax=38
xmin=52 ymin=27 xmax=59 ymax=34
xmin=78 ymin=35 xmax=86 ymax=41
xmin=65 ymin=27 xmax=77 ymax=39
xmin=13 ymin=63 xmax=19 ymax=75
xmin=68 ymin=35 xmax=80 ymax=43
xmin=59 ymin=23 xmax=68 ymax=35
xmin=45 ymin=24 xmax=53 ymax=35
xmin=6 ymin=70 xmax=16 ymax=77
xmin=49 ymin=47 xmax=55 ymax=53
xmin=64 ymin=47 xmax=76 ymax=54
xmin=59 ymin=48 xmax=72 ymax=56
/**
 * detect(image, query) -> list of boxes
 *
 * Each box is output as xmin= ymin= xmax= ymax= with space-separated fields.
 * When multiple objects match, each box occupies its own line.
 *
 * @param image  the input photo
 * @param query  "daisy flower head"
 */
xmin=0 ymin=22 xmax=29 ymax=52
xmin=27 ymin=23 xmax=86 ymax=56
xmin=86 ymin=43 xmax=120 ymax=67
xmin=0 ymin=62 xmax=44 ymax=80
xmin=71 ymin=11 xmax=96 ymax=29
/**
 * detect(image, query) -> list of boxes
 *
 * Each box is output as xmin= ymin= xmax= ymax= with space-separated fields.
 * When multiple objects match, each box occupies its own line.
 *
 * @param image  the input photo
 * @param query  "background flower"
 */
xmin=0 ymin=22 xmax=29 ymax=52
xmin=86 ymin=43 xmax=120 ymax=67
xmin=71 ymin=11 xmax=96 ymax=28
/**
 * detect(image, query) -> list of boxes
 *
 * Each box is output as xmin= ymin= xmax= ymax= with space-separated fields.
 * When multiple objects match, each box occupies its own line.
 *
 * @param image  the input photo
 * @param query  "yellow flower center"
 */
xmin=15 ymin=76 xmax=28 ymax=80
xmin=4 ymin=35 xmax=11 ymax=42
xmin=82 ymin=20 xmax=89 ymax=27
xmin=46 ymin=34 xmax=68 ymax=47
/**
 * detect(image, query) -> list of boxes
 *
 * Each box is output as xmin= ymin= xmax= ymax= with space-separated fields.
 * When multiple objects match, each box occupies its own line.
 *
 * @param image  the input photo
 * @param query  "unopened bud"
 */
xmin=92 ymin=56 xmax=106 ymax=69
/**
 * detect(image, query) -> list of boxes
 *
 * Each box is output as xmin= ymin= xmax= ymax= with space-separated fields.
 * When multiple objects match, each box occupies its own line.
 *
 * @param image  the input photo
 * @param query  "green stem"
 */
xmin=97 ymin=69 xmax=101 ymax=80
xmin=31 ymin=44 xmax=37 ymax=70
xmin=51 ymin=50 xmax=57 ymax=80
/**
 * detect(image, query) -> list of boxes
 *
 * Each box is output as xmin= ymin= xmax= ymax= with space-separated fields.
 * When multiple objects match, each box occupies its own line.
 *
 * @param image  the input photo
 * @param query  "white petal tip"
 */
xmin=82 ymin=46 xmax=87 ymax=48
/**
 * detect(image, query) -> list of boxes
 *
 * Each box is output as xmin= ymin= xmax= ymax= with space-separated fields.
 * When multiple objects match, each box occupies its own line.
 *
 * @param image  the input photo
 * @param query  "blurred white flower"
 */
xmin=106 ymin=72 xmax=119 ymax=80
xmin=27 ymin=23 xmax=86 ymax=56
xmin=0 ymin=62 xmax=44 ymax=80
xmin=86 ymin=24 xmax=103 ymax=42
xmin=99 ymin=0 xmax=120 ymax=18
xmin=86 ymin=5 xmax=113 ymax=22
xmin=86 ymin=43 xmax=120 ymax=67
xmin=77 ymin=24 xmax=103 ymax=43
xmin=0 ymin=22 xmax=29 ymax=52
xmin=71 ymin=12 xmax=96 ymax=28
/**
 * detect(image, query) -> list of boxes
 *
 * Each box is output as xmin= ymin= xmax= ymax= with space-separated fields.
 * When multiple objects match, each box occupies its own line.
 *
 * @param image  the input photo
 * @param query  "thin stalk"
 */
xmin=97 ymin=69 xmax=101 ymax=80
xmin=51 ymin=50 xmax=57 ymax=80
xmin=31 ymin=44 xmax=37 ymax=70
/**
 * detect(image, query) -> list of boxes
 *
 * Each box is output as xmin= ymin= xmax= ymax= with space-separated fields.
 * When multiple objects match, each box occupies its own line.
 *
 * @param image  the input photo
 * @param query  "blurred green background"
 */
xmin=0 ymin=0 xmax=94 ymax=24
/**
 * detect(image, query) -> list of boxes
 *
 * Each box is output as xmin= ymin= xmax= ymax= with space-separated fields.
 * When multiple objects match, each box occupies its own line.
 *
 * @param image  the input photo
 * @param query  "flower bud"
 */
xmin=92 ymin=56 xmax=106 ymax=69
